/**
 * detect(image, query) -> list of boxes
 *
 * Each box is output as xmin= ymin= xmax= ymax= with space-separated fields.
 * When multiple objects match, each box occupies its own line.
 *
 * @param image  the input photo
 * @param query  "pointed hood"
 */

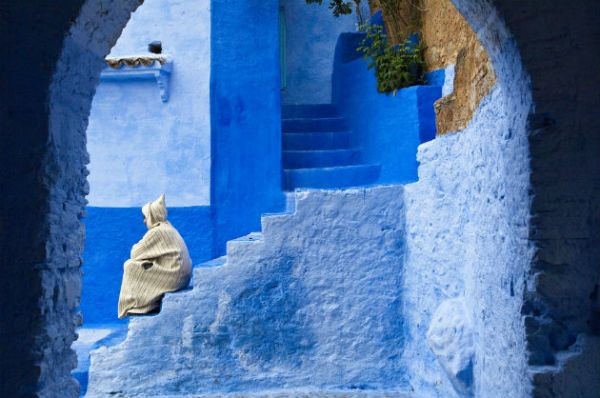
xmin=142 ymin=193 xmax=168 ymax=228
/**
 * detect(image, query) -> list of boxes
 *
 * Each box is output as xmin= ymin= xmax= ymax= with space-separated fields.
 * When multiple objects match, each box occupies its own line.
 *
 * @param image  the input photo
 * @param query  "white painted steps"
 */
xmin=87 ymin=186 xmax=408 ymax=398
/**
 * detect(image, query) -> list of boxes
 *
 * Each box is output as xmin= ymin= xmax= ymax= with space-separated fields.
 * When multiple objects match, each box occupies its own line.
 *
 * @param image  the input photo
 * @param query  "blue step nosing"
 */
xmin=283 ymin=164 xmax=381 ymax=190
xmin=282 ymin=104 xmax=340 ymax=118
xmin=283 ymin=148 xmax=361 ymax=168
xmin=282 ymin=117 xmax=348 ymax=132
xmin=283 ymin=132 xmax=352 ymax=150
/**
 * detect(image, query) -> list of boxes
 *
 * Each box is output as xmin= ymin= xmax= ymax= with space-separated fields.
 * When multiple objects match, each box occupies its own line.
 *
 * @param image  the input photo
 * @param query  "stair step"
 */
xmin=282 ymin=104 xmax=339 ymax=119
xmin=283 ymin=148 xmax=361 ymax=168
xmin=196 ymin=256 xmax=227 ymax=268
xmin=226 ymin=233 xmax=263 ymax=252
xmin=282 ymin=117 xmax=347 ymax=132
xmin=284 ymin=191 xmax=296 ymax=213
xmin=229 ymin=232 xmax=263 ymax=243
xmin=283 ymin=132 xmax=351 ymax=150
xmin=284 ymin=164 xmax=381 ymax=190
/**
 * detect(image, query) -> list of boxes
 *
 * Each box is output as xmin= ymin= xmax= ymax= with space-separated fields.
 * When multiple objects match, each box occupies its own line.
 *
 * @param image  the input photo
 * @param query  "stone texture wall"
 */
xmin=403 ymin=85 xmax=533 ymax=397
xmin=420 ymin=0 xmax=496 ymax=135
xmin=0 ymin=1 xmax=141 ymax=396
xmin=421 ymin=0 xmax=496 ymax=134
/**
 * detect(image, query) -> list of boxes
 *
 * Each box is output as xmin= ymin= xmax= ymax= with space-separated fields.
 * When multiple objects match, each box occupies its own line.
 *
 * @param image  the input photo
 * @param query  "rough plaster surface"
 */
xmin=86 ymin=0 xmax=211 ymax=207
xmin=427 ymin=298 xmax=474 ymax=397
xmin=88 ymin=187 xmax=409 ymax=396
xmin=434 ymin=38 xmax=496 ymax=135
xmin=402 ymin=83 xmax=533 ymax=397
xmin=420 ymin=0 xmax=497 ymax=135
xmin=281 ymin=0 xmax=356 ymax=104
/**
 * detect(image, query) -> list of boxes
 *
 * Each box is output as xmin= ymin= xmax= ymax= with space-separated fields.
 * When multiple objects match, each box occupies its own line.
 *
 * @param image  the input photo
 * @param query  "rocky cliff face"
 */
xmin=371 ymin=0 xmax=496 ymax=134
xmin=420 ymin=0 xmax=496 ymax=134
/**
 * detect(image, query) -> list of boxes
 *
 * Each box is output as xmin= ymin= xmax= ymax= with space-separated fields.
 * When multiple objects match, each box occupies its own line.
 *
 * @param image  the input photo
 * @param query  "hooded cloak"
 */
xmin=118 ymin=194 xmax=192 ymax=318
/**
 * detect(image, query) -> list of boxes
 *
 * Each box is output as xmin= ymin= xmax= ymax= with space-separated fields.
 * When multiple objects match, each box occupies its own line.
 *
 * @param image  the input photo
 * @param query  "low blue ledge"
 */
xmin=100 ymin=55 xmax=173 ymax=102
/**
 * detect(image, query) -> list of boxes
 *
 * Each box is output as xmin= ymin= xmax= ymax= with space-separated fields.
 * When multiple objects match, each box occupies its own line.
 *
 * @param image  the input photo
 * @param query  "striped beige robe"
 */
xmin=118 ymin=197 xmax=192 ymax=318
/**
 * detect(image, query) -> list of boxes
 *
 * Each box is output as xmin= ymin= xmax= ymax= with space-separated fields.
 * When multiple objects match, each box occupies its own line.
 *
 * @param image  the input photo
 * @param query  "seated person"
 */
xmin=118 ymin=194 xmax=192 ymax=318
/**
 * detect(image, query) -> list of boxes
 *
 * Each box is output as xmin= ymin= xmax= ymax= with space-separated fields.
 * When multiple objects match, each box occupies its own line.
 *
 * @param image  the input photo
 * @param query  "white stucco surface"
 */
xmin=86 ymin=0 xmax=211 ymax=207
xmin=88 ymin=186 xmax=410 ymax=396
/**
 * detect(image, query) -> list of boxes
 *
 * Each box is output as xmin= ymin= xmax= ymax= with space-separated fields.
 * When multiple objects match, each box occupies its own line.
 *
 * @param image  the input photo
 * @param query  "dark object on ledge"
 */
xmin=148 ymin=41 xmax=162 ymax=54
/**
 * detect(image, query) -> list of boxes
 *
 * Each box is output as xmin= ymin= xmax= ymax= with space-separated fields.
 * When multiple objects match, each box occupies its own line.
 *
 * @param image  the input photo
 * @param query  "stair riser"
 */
xmin=283 ymin=150 xmax=361 ymax=168
xmin=283 ymin=132 xmax=351 ymax=150
xmin=284 ymin=165 xmax=381 ymax=190
xmin=283 ymin=118 xmax=348 ymax=132
xmin=282 ymin=104 xmax=339 ymax=119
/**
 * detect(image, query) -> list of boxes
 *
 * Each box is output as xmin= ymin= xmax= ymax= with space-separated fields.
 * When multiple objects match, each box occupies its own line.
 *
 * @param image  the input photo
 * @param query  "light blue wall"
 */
xmin=332 ymin=33 xmax=442 ymax=183
xmin=83 ymin=0 xmax=213 ymax=325
xmin=210 ymin=0 xmax=285 ymax=254
xmin=86 ymin=0 xmax=211 ymax=207
xmin=281 ymin=0 xmax=357 ymax=104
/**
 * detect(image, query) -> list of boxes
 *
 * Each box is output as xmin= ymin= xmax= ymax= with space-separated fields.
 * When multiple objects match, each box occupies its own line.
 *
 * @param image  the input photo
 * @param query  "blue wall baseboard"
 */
xmin=81 ymin=206 xmax=212 ymax=325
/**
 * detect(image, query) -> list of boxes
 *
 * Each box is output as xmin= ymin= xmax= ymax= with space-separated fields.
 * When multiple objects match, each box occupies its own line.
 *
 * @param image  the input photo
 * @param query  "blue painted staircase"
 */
xmin=282 ymin=104 xmax=381 ymax=190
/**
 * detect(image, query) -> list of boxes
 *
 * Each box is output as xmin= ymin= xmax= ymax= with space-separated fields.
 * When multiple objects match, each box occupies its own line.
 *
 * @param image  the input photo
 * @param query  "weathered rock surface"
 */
xmin=433 ymin=43 xmax=495 ymax=135
xmin=371 ymin=0 xmax=496 ymax=134
xmin=87 ymin=187 xmax=409 ymax=397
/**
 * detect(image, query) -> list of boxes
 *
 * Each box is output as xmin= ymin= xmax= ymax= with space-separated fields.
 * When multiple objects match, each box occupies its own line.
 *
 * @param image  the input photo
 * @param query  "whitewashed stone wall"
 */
xmin=402 ymin=86 xmax=533 ymax=397
xmin=3 ymin=1 xmax=599 ymax=397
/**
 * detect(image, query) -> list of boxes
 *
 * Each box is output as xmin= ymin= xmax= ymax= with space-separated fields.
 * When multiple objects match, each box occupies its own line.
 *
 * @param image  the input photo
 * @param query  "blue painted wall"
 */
xmin=81 ymin=207 xmax=212 ymax=325
xmin=332 ymin=33 xmax=442 ymax=183
xmin=281 ymin=0 xmax=358 ymax=104
xmin=210 ymin=0 xmax=285 ymax=255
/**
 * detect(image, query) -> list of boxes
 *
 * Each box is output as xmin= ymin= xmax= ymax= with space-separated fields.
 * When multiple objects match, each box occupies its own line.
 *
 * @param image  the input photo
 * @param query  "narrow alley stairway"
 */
xmin=282 ymin=105 xmax=381 ymax=190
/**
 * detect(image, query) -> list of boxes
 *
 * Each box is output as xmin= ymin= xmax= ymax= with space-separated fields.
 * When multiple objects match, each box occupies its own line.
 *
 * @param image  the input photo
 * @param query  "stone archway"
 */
xmin=451 ymin=0 xmax=600 ymax=396
xmin=1 ymin=1 xmax=142 ymax=396
xmin=0 ymin=1 xmax=598 ymax=397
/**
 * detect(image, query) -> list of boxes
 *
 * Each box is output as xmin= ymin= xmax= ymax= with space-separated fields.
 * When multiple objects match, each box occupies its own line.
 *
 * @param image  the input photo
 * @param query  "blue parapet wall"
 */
xmin=332 ymin=33 xmax=442 ymax=184
xmin=210 ymin=0 xmax=285 ymax=255
xmin=81 ymin=206 xmax=212 ymax=325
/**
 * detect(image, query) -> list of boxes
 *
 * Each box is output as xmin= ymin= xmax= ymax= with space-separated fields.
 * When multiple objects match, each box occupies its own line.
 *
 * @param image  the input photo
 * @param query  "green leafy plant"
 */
xmin=357 ymin=23 xmax=425 ymax=94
